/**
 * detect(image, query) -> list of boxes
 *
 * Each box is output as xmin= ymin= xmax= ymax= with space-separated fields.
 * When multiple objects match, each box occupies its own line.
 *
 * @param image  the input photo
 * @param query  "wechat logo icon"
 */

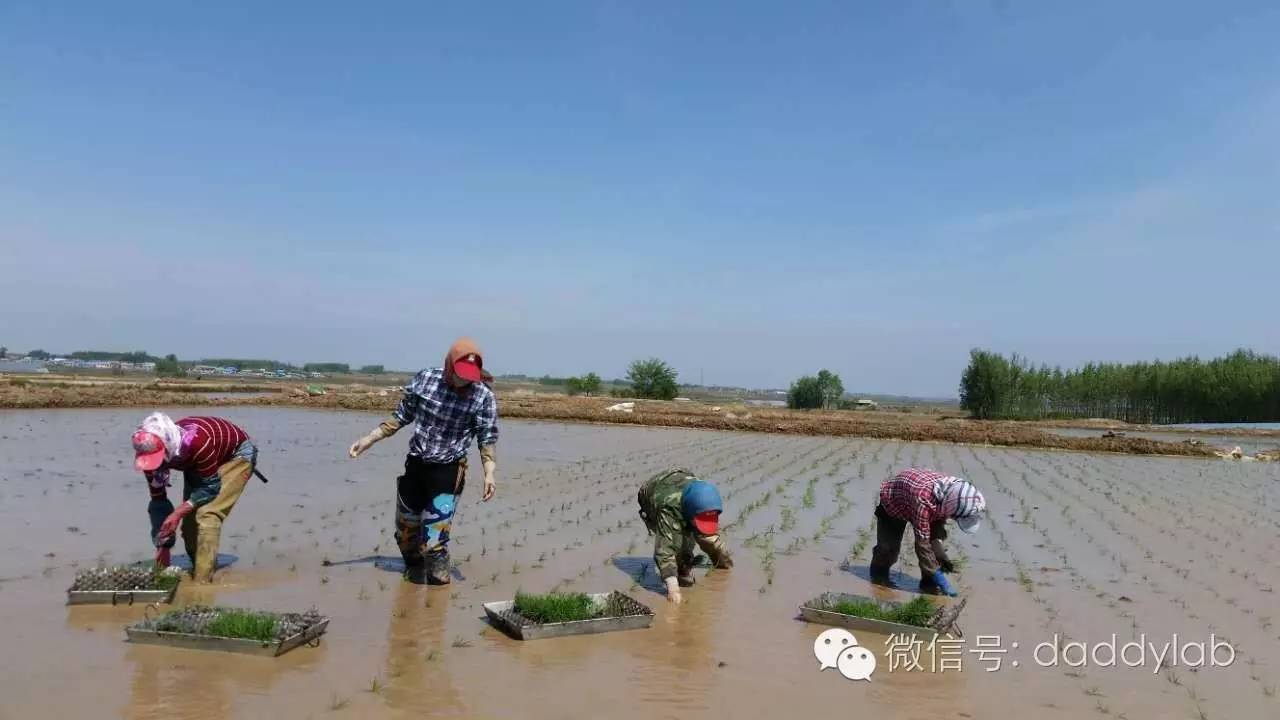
xmin=813 ymin=628 xmax=877 ymax=682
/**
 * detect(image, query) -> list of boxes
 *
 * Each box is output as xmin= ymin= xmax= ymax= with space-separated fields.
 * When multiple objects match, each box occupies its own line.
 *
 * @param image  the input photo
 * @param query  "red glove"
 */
xmin=155 ymin=546 xmax=172 ymax=568
xmin=155 ymin=501 xmax=194 ymax=546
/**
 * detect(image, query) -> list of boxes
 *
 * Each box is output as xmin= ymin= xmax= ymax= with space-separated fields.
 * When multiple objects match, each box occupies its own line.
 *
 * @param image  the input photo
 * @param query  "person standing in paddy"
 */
xmin=348 ymin=338 xmax=498 ymax=585
xmin=132 ymin=413 xmax=260 ymax=583
xmin=869 ymin=467 xmax=985 ymax=597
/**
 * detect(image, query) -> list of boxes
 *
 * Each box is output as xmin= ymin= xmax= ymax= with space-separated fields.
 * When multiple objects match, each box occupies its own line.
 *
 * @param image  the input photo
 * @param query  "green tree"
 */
xmin=627 ymin=358 xmax=679 ymax=400
xmin=788 ymin=369 xmax=844 ymax=409
xmin=0 ymin=346 xmax=6 ymax=359
xmin=70 ymin=350 xmax=158 ymax=363
xmin=28 ymin=349 xmax=52 ymax=360
xmin=787 ymin=375 xmax=824 ymax=409
xmin=303 ymin=363 xmax=350 ymax=374
xmin=959 ymin=349 xmax=1009 ymax=420
xmin=815 ymin=369 xmax=844 ymax=409
xmin=566 ymin=372 xmax=603 ymax=396
xmin=358 ymin=365 xmax=385 ymax=374
xmin=155 ymin=354 xmax=185 ymax=378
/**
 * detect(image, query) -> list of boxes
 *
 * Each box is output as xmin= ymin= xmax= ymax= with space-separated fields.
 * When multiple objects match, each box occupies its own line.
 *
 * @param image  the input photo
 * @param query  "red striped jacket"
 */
xmin=173 ymin=417 xmax=249 ymax=478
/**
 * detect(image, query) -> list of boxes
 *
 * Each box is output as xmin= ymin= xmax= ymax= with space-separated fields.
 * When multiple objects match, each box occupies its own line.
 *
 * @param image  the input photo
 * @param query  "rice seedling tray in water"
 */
xmin=66 ymin=565 xmax=181 ymax=606
xmin=799 ymin=592 xmax=944 ymax=639
xmin=484 ymin=591 xmax=654 ymax=640
xmin=125 ymin=606 xmax=329 ymax=657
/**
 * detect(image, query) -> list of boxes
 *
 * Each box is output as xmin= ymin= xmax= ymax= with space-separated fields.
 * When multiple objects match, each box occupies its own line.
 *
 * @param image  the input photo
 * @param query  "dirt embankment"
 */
xmin=1032 ymin=417 xmax=1280 ymax=438
xmin=497 ymin=397 xmax=1221 ymax=457
xmin=0 ymin=380 xmax=1225 ymax=458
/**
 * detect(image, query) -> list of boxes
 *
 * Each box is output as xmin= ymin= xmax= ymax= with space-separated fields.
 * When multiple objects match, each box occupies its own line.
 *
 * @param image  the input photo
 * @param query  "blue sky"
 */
xmin=2 ymin=2 xmax=1278 ymax=396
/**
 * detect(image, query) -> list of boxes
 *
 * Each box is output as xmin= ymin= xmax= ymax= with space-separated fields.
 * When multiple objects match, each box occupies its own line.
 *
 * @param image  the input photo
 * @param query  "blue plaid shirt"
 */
xmin=394 ymin=367 xmax=499 ymax=464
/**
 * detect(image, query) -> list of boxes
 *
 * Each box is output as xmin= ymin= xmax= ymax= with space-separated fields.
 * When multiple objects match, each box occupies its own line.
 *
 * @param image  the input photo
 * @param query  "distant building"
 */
xmin=0 ymin=359 xmax=50 ymax=374
xmin=189 ymin=365 xmax=222 ymax=376
xmin=853 ymin=399 xmax=879 ymax=410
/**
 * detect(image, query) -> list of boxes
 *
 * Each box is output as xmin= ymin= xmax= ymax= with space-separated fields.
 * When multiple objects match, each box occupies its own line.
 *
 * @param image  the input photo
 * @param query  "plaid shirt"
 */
xmin=394 ymin=367 xmax=498 ymax=464
xmin=878 ymin=467 xmax=949 ymax=544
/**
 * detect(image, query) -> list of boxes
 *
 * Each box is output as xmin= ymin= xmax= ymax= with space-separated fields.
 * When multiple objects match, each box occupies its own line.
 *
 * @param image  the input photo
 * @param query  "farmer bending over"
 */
xmin=637 ymin=468 xmax=733 ymax=604
xmin=870 ymin=467 xmax=985 ymax=597
xmin=348 ymin=338 xmax=498 ymax=585
xmin=132 ymin=413 xmax=260 ymax=583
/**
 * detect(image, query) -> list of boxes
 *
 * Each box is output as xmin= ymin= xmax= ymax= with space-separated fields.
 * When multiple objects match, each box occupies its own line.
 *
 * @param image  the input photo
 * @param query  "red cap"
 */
xmin=692 ymin=510 xmax=720 ymax=535
xmin=132 ymin=430 xmax=166 ymax=471
xmin=452 ymin=353 xmax=483 ymax=383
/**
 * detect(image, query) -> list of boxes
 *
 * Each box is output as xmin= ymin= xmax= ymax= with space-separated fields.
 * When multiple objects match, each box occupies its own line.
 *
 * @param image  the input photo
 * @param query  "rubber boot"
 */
xmin=402 ymin=560 xmax=426 ymax=585
xmin=677 ymin=573 xmax=696 ymax=588
xmin=918 ymin=576 xmax=942 ymax=596
xmin=194 ymin=526 xmax=220 ymax=584
xmin=425 ymin=550 xmax=451 ymax=585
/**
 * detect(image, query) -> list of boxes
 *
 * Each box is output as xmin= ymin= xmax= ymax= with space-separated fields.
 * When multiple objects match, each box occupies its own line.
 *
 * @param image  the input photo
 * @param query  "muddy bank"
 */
xmin=1033 ymin=417 xmax=1280 ymax=439
xmin=0 ymin=381 xmax=1222 ymax=458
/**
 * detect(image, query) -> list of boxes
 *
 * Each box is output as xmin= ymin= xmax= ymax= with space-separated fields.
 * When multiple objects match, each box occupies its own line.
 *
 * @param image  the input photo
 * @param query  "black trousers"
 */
xmin=869 ymin=505 xmax=950 ymax=577
xmin=394 ymin=456 xmax=466 ymax=564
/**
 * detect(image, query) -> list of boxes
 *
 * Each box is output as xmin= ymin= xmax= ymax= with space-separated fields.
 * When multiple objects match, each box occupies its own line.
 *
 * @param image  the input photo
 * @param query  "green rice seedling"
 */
xmin=827 ymin=596 xmax=936 ymax=628
xmin=780 ymin=507 xmax=797 ymax=532
xmin=802 ymin=478 xmax=818 ymax=508
xmin=200 ymin=609 xmax=280 ymax=642
xmin=1017 ymin=567 xmax=1034 ymax=592
xmin=513 ymin=591 xmax=600 ymax=623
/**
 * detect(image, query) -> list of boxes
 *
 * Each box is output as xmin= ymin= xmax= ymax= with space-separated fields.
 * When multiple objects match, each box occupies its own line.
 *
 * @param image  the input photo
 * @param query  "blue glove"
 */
xmin=932 ymin=570 xmax=958 ymax=597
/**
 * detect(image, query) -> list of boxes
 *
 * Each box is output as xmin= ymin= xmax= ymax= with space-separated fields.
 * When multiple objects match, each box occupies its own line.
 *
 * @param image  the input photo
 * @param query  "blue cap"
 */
xmin=681 ymin=480 xmax=723 ymax=522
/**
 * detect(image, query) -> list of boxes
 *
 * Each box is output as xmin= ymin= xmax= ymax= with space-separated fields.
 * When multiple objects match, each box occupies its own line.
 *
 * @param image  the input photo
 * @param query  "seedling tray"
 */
xmin=484 ymin=591 xmax=653 ymax=640
xmin=66 ymin=566 xmax=181 ymax=606
xmin=125 ymin=607 xmax=329 ymax=657
xmin=800 ymin=592 xmax=940 ymax=639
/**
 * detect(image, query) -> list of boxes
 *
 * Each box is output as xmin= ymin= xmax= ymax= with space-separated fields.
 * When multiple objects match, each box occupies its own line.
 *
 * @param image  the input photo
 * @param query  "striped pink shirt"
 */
xmin=175 ymin=417 xmax=249 ymax=478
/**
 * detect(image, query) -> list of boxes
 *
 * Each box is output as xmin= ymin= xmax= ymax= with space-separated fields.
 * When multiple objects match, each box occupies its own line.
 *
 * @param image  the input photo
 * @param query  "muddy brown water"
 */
xmin=1 ymin=408 xmax=1277 ymax=719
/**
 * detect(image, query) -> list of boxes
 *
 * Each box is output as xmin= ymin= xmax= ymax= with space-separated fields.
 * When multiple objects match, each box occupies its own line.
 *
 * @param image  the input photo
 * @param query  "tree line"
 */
xmin=959 ymin=348 xmax=1280 ymax=423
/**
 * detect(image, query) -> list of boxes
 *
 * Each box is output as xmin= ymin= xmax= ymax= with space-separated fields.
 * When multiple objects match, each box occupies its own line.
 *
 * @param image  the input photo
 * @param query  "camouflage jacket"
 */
xmin=638 ymin=468 xmax=731 ymax=580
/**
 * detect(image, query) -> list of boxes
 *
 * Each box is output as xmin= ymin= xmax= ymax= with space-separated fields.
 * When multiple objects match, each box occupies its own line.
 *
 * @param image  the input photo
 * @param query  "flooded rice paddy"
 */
xmin=1 ymin=407 xmax=1277 ymax=719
